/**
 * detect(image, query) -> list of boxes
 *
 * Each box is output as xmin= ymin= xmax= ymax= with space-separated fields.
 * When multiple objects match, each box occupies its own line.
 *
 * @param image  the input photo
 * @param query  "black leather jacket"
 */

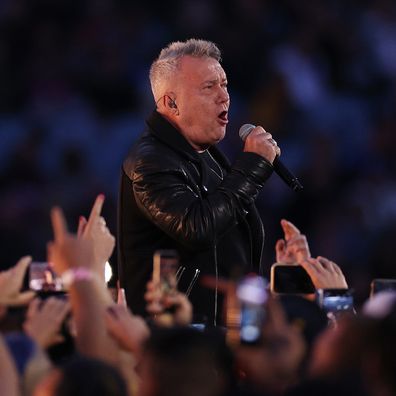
xmin=118 ymin=111 xmax=274 ymax=325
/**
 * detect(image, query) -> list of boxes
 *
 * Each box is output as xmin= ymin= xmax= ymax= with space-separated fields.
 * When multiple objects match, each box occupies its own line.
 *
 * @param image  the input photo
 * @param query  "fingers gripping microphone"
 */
xmin=239 ymin=124 xmax=303 ymax=192
xmin=239 ymin=123 xmax=257 ymax=141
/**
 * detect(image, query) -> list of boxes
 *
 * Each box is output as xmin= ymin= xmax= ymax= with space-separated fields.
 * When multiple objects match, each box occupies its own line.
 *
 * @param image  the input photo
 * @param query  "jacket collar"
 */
xmin=146 ymin=110 xmax=200 ymax=163
xmin=146 ymin=110 xmax=231 ymax=170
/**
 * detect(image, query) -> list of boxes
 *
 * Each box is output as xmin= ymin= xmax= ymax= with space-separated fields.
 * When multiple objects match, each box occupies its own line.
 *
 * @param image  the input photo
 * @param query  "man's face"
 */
xmin=172 ymin=55 xmax=230 ymax=151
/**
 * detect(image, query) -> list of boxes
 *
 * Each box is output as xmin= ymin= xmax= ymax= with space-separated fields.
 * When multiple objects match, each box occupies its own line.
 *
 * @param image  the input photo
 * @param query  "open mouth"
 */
xmin=218 ymin=110 xmax=228 ymax=124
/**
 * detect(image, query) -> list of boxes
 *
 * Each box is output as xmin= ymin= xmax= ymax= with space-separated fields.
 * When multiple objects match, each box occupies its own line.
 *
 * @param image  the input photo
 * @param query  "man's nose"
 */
xmin=218 ymin=87 xmax=229 ymax=103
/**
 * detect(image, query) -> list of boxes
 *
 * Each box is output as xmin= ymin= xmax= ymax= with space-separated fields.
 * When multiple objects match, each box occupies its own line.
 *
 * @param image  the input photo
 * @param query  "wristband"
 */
xmin=61 ymin=268 xmax=95 ymax=288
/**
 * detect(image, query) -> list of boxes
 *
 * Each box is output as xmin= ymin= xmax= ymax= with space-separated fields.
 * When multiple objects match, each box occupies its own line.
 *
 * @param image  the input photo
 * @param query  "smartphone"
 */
xmin=29 ymin=262 xmax=64 ymax=292
xmin=153 ymin=250 xmax=179 ymax=295
xmin=237 ymin=275 xmax=267 ymax=345
xmin=370 ymin=279 xmax=396 ymax=297
xmin=270 ymin=264 xmax=315 ymax=294
xmin=316 ymin=289 xmax=354 ymax=314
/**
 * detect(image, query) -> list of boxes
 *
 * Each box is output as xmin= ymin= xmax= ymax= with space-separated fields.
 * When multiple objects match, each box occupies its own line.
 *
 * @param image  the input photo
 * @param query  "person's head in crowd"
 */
xmin=308 ymin=313 xmax=396 ymax=396
xmin=150 ymin=39 xmax=230 ymax=151
xmin=362 ymin=290 xmax=396 ymax=319
xmin=309 ymin=316 xmax=373 ymax=379
xmin=369 ymin=313 xmax=396 ymax=396
xmin=138 ymin=326 xmax=234 ymax=396
xmin=33 ymin=355 xmax=128 ymax=396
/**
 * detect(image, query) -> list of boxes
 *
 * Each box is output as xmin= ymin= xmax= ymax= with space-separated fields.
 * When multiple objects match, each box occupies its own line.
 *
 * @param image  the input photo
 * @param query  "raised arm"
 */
xmin=0 ymin=256 xmax=35 ymax=307
xmin=275 ymin=219 xmax=311 ymax=264
xmin=0 ymin=335 xmax=20 ymax=396
xmin=48 ymin=201 xmax=118 ymax=364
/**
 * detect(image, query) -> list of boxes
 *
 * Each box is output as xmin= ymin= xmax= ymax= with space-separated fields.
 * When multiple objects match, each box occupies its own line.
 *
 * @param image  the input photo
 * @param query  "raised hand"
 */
xmin=243 ymin=126 xmax=280 ymax=164
xmin=48 ymin=205 xmax=119 ymax=363
xmin=275 ymin=219 xmax=310 ymax=264
xmin=0 ymin=256 xmax=35 ymax=306
xmin=300 ymin=256 xmax=348 ymax=290
xmin=104 ymin=305 xmax=150 ymax=355
xmin=23 ymin=297 xmax=71 ymax=348
xmin=77 ymin=194 xmax=115 ymax=275
xmin=145 ymin=280 xmax=193 ymax=327
xmin=48 ymin=206 xmax=96 ymax=275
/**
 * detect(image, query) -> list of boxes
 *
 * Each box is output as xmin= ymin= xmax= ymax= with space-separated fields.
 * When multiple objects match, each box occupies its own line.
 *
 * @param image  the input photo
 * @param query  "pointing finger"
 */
xmin=275 ymin=239 xmax=286 ymax=254
xmin=117 ymin=288 xmax=127 ymax=307
xmin=280 ymin=219 xmax=301 ymax=241
xmin=84 ymin=194 xmax=105 ymax=235
xmin=51 ymin=207 xmax=68 ymax=243
xmin=77 ymin=216 xmax=88 ymax=238
xmin=15 ymin=256 xmax=32 ymax=275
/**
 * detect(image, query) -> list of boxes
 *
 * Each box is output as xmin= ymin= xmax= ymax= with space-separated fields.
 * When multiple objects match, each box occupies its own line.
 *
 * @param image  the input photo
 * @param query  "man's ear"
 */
xmin=168 ymin=98 xmax=177 ymax=109
xmin=156 ymin=93 xmax=179 ymax=116
xmin=165 ymin=93 xmax=178 ymax=114
xmin=155 ymin=95 xmax=166 ymax=109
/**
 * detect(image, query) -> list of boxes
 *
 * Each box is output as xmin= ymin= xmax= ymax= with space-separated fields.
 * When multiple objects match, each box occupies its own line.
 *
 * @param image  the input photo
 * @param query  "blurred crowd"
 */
xmin=0 ymin=196 xmax=395 ymax=396
xmin=1 ymin=1 xmax=396 ymax=394
xmin=1 ymin=1 xmax=396 ymax=300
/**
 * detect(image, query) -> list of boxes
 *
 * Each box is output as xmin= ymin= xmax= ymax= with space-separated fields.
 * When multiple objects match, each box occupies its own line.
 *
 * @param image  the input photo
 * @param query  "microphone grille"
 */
xmin=239 ymin=123 xmax=255 ymax=141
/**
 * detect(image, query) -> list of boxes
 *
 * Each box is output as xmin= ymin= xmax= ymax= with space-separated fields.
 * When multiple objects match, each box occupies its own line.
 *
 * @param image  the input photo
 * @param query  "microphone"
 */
xmin=239 ymin=124 xmax=303 ymax=192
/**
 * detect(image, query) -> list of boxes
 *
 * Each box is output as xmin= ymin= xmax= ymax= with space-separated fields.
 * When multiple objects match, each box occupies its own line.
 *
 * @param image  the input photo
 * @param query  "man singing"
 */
xmin=118 ymin=39 xmax=279 ymax=326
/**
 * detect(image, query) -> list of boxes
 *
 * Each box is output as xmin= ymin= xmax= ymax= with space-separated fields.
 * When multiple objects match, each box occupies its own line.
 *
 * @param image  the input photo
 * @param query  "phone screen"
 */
xmin=153 ymin=250 xmax=179 ymax=294
xmin=29 ymin=262 xmax=64 ymax=292
xmin=370 ymin=279 xmax=396 ymax=297
xmin=240 ymin=302 xmax=265 ymax=344
xmin=271 ymin=265 xmax=315 ymax=294
xmin=237 ymin=275 xmax=267 ymax=345
xmin=316 ymin=289 xmax=354 ymax=314
xmin=322 ymin=294 xmax=354 ymax=313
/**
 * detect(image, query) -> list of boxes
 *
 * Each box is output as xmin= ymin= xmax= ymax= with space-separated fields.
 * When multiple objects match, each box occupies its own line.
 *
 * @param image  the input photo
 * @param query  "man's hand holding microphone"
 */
xmin=240 ymin=124 xmax=303 ymax=192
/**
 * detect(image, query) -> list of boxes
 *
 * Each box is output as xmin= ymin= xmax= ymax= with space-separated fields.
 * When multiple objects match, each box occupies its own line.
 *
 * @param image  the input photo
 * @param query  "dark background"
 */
xmin=1 ymin=0 xmax=396 ymax=305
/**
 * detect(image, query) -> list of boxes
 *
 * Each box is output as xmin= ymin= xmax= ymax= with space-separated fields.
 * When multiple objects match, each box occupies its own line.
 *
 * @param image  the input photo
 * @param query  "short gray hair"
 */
xmin=149 ymin=39 xmax=222 ymax=101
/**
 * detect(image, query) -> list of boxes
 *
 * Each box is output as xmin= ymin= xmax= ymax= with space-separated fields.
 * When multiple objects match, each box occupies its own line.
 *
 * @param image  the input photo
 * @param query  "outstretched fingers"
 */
xmin=275 ymin=239 xmax=286 ymax=255
xmin=77 ymin=216 xmax=88 ymax=238
xmin=15 ymin=256 xmax=32 ymax=274
xmin=84 ymin=194 xmax=105 ymax=236
xmin=280 ymin=219 xmax=301 ymax=241
xmin=301 ymin=256 xmax=348 ymax=289
xmin=13 ymin=256 xmax=32 ymax=288
xmin=51 ymin=207 xmax=69 ymax=243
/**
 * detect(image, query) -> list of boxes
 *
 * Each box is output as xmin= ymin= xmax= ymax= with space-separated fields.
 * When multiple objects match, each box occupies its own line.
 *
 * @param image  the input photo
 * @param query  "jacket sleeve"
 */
xmin=130 ymin=149 xmax=273 ymax=249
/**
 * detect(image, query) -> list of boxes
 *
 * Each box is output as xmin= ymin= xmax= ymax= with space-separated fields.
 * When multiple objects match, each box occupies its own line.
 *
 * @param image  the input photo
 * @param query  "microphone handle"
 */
xmin=273 ymin=156 xmax=303 ymax=192
xmin=238 ymin=123 xmax=303 ymax=192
